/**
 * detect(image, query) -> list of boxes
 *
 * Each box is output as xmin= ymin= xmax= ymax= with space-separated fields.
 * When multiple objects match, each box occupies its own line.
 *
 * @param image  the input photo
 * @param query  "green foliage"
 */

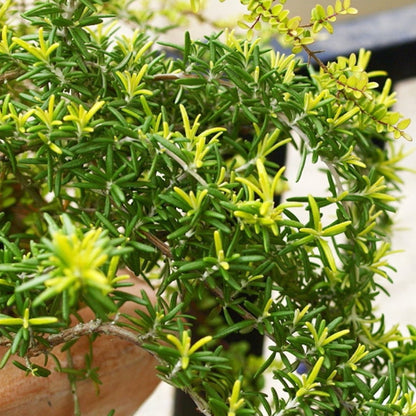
xmin=0 ymin=0 xmax=415 ymax=415
xmin=236 ymin=0 xmax=357 ymax=48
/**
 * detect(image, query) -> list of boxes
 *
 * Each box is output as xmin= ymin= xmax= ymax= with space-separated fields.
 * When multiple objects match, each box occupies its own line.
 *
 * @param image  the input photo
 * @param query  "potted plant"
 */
xmin=0 ymin=0 xmax=414 ymax=415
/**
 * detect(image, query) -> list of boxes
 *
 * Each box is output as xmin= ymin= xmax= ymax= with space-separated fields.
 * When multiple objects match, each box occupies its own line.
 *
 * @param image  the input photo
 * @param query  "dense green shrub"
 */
xmin=0 ymin=0 xmax=414 ymax=414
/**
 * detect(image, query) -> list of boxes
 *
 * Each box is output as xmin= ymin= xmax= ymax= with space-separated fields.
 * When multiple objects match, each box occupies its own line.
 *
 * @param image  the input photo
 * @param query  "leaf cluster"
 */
xmin=0 ymin=0 xmax=414 ymax=415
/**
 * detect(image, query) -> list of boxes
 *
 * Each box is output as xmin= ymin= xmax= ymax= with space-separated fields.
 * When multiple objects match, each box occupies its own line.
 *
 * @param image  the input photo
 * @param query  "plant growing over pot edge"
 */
xmin=0 ymin=0 xmax=415 ymax=415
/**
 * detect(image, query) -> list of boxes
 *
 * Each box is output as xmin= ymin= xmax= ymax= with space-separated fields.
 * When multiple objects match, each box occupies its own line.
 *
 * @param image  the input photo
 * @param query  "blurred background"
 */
xmin=137 ymin=1 xmax=416 ymax=414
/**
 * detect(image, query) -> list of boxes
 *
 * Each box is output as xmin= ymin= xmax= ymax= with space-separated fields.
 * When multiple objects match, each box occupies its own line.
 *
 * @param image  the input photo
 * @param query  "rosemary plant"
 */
xmin=0 ymin=0 xmax=414 ymax=415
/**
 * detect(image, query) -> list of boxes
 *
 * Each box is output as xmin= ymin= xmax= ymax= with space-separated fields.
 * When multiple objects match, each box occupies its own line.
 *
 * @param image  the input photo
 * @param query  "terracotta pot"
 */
xmin=0 ymin=276 xmax=160 ymax=416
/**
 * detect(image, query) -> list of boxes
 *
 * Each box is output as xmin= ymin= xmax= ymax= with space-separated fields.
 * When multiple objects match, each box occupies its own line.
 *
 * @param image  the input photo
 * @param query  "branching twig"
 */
xmin=0 ymin=320 xmax=150 ymax=358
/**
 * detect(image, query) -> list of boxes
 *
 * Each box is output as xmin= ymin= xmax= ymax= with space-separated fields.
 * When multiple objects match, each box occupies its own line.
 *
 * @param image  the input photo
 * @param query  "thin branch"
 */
xmin=182 ymin=385 xmax=212 ymax=416
xmin=0 ymin=70 xmax=25 ymax=83
xmin=153 ymin=72 xmax=233 ymax=88
xmin=301 ymin=44 xmax=328 ymax=71
xmin=0 ymin=320 xmax=149 ymax=358
xmin=142 ymin=230 xmax=173 ymax=258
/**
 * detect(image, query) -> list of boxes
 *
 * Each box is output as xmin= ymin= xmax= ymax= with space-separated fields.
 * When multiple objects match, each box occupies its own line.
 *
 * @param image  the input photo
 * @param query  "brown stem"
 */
xmin=142 ymin=230 xmax=173 ymax=258
xmin=301 ymin=44 xmax=328 ymax=71
xmin=0 ymin=320 xmax=148 ymax=358
xmin=0 ymin=70 xmax=25 ymax=83
xmin=153 ymin=73 xmax=233 ymax=88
